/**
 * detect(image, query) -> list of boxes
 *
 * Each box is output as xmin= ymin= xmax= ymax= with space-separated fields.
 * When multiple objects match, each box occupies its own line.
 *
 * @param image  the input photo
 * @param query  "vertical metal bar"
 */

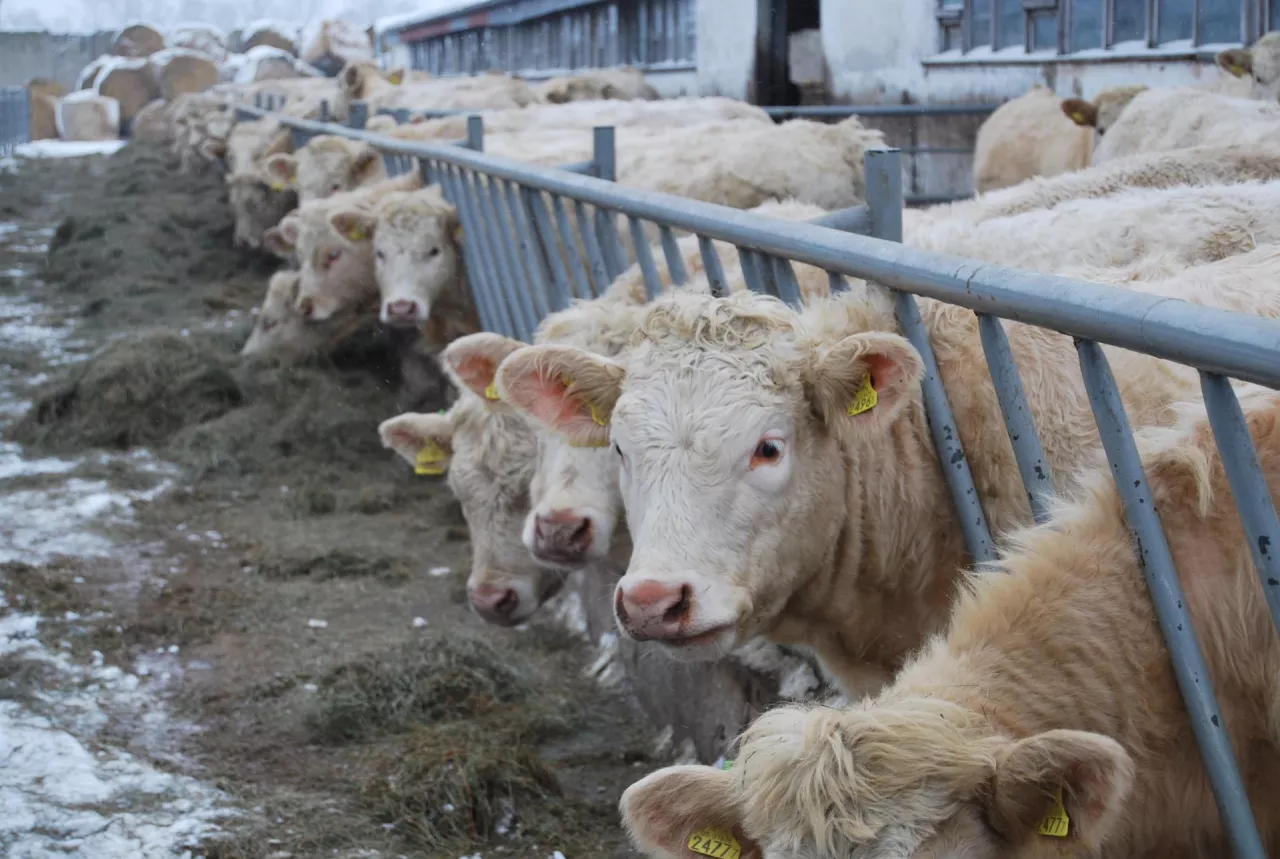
xmin=484 ymin=177 xmax=540 ymax=342
xmin=1077 ymin=342 xmax=1266 ymax=859
xmin=553 ymin=195 xmax=594 ymax=300
xmin=658 ymin=226 xmax=689 ymax=286
xmin=827 ymin=271 xmax=851 ymax=294
xmin=438 ymin=166 xmax=502 ymax=336
xmin=698 ymin=236 xmax=730 ymax=298
xmin=477 ymin=173 xmax=536 ymax=341
xmin=527 ymin=190 xmax=575 ymax=313
xmin=1200 ymin=373 xmax=1280 ymax=631
xmin=348 ymin=101 xmax=368 ymax=130
xmin=977 ymin=313 xmax=1057 ymax=522
xmin=770 ymin=256 xmax=804 ymax=306
xmin=507 ymin=182 xmax=553 ymax=321
xmin=628 ymin=216 xmax=664 ymax=300
xmin=591 ymin=126 xmax=628 ymax=279
xmin=1104 ymin=0 xmax=1115 ymax=46
xmin=465 ymin=115 xmax=484 ymax=150
xmin=1192 ymin=0 xmax=1201 ymax=45
xmin=574 ymin=200 xmax=611 ymax=296
xmin=319 ymin=99 xmax=331 ymax=123
xmin=868 ymin=147 xmax=996 ymax=563
xmin=1147 ymin=0 xmax=1158 ymax=47
xmin=738 ymin=248 xmax=767 ymax=294
xmin=454 ymin=165 xmax=520 ymax=340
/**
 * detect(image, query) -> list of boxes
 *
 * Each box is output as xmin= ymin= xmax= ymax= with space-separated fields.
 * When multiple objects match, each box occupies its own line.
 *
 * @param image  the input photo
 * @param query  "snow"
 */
xmin=149 ymin=47 xmax=211 ymax=71
xmin=244 ymin=18 xmax=298 ymax=46
xmin=374 ymin=2 xmax=477 ymax=37
xmin=74 ymin=55 xmax=111 ymax=90
xmin=302 ymin=17 xmax=374 ymax=66
xmin=231 ymin=45 xmax=298 ymax=84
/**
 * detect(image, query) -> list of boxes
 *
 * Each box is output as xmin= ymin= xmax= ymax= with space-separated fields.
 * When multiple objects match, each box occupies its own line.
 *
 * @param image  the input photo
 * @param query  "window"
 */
xmin=938 ymin=0 xmax=1264 ymax=54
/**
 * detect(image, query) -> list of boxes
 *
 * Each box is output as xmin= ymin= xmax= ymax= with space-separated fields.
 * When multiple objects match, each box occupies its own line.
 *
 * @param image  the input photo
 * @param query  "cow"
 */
xmin=972 ymin=86 xmax=1093 ymax=193
xmin=536 ymin=66 xmax=660 ymax=103
xmin=1059 ymin=84 xmax=1149 ymax=139
xmin=264 ymin=134 xmax=388 ymax=205
xmin=1218 ymin=30 xmax=1280 ymax=102
xmin=620 ymin=385 xmax=1280 ymax=859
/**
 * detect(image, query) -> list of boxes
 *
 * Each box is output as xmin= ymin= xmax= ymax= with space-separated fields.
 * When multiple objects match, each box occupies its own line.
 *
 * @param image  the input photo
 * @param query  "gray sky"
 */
xmin=0 ymin=0 xmax=468 ymax=35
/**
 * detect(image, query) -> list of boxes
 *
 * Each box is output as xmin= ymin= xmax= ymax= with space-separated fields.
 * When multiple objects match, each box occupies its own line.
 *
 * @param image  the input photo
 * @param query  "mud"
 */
xmin=0 ymin=144 xmax=654 ymax=859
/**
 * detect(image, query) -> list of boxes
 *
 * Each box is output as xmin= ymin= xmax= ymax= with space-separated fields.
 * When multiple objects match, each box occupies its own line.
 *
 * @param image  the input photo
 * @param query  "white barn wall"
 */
xmin=695 ymin=0 xmax=756 ymax=99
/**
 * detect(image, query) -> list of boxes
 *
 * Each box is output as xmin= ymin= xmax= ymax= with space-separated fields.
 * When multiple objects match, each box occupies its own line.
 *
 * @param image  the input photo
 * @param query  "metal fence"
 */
xmin=242 ymin=99 xmax=1280 ymax=859
xmin=0 ymin=87 xmax=31 ymax=158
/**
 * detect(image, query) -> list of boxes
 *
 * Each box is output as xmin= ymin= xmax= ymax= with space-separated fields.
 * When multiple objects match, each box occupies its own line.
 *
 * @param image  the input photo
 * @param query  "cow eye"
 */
xmin=375 ymin=250 xmax=385 ymax=263
xmin=261 ymin=318 xmax=278 ymax=333
xmin=750 ymin=438 xmax=784 ymax=469
xmin=427 ymin=246 xmax=440 ymax=258
xmin=329 ymin=181 xmax=342 ymax=193
xmin=325 ymin=249 xmax=342 ymax=265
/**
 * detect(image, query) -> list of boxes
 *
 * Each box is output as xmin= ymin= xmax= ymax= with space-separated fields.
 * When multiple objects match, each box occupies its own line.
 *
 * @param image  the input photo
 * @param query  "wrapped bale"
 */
xmin=243 ymin=20 xmax=298 ymax=55
xmin=301 ymin=19 xmax=372 ymax=77
xmin=57 ymin=92 xmax=121 ymax=141
xmin=112 ymin=23 xmax=166 ymax=58
xmin=96 ymin=57 xmax=160 ymax=128
xmin=169 ymin=24 xmax=228 ymax=61
xmin=28 ymin=78 xmax=66 ymax=141
xmin=151 ymin=49 xmax=220 ymax=101
xmin=131 ymin=99 xmax=170 ymax=140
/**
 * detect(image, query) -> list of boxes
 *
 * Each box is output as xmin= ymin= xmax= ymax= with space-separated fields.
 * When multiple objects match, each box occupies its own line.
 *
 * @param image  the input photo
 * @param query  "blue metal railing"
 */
xmin=0 ymin=87 xmax=31 ymax=157
xmin=238 ymin=98 xmax=1280 ymax=858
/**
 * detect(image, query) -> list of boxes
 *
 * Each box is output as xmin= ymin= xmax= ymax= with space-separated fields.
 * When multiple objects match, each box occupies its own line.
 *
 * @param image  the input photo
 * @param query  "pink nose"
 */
xmin=615 ymin=579 xmax=693 ymax=641
xmin=385 ymin=299 xmax=420 ymax=321
xmin=531 ymin=510 xmax=593 ymax=565
xmin=469 ymin=583 xmax=521 ymax=626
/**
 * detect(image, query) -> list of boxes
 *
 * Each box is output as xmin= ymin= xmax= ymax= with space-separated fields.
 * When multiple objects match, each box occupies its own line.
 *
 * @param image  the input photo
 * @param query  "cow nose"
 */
xmin=615 ymin=579 xmax=693 ymax=641
xmin=385 ymin=299 xmax=420 ymax=321
xmin=298 ymin=297 xmax=315 ymax=319
xmin=531 ymin=510 xmax=593 ymax=565
xmin=470 ymin=584 xmax=521 ymax=626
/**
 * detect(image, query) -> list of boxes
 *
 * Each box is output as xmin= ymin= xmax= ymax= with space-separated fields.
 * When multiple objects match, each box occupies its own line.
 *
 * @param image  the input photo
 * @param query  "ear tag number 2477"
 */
xmin=687 ymin=828 xmax=741 ymax=859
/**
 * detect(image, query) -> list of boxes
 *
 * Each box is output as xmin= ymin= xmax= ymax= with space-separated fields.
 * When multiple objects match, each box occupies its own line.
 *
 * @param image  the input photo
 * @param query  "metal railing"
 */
xmin=0 ymin=87 xmax=31 ymax=158
xmin=242 ymin=98 xmax=1280 ymax=859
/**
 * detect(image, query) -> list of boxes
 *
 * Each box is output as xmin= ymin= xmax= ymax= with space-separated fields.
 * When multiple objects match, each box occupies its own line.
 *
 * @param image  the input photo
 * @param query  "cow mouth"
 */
xmin=650 ymin=623 xmax=735 ymax=649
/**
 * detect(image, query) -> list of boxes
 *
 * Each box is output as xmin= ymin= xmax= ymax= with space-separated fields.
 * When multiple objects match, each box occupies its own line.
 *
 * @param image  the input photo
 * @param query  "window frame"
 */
xmin=931 ymin=0 xmax=1266 ymax=62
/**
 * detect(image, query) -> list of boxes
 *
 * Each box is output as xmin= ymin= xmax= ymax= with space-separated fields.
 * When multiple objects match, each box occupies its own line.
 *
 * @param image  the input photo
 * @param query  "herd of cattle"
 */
xmin=136 ymin=36 xmax=1280 ymax=858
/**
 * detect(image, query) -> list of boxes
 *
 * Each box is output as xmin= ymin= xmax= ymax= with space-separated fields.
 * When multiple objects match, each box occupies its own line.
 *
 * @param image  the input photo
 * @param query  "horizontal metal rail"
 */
xmin=763 ymin=103 xmax=1002 ymax=119
xmin=238 ymin=104 xmax=1280 ymax=390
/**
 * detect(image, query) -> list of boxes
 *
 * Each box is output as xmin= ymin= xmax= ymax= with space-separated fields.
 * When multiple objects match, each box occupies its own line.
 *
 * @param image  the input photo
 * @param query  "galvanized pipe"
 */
xmin=450 ymin=165 xmax=516 ymax=338
xmin=574 ymin=200 xmax=610 ymax=296
xmin=1077 ymin=340 xmax=1267 ymax=859
xmin=438 ymin=165 xmax=502 ymax=335
xmin=770 ymin=256 xmax=804 ymax=306
xmin=658 ymin=226 xmax=689 ymax=286
xmin=977 ymin=312 xmax=1057 ymax=521
xmin=738 ymin=247 xmax=767 ymax=294
xmin=1200 ymin=372 xmax=1280 ymax=634
xmin=506 ymin=181 xmax=552 ymax=320
xmin=552 ymin=195 xmax=594 ymax=300
xmin=629 ymin=216 xmax=663 ymax=300
xmin=527 ymin=189 xmax=575 ymax=313
xmin=697 ymin=236 xmax=730 ymax=298
xmin=480 ymin=176 xmax=539 ymax=342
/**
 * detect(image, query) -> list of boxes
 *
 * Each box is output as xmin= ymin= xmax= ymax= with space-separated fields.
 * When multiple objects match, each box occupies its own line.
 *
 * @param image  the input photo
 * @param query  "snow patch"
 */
xmin=244 ymin=19 xmax=299 ymax=47
xmin=168 ymin=23 xmax=228 ymax=61
xmin=149 ymin=47 xmax=212 ymax=71
xmin=12 ymin=140 xmax=128 ymax=159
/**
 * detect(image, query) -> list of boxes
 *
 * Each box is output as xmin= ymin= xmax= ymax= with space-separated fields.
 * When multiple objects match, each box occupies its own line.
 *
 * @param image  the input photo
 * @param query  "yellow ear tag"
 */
xmin=414 ymin=440 xmax=447 ymax=476
xmin=346 ymin=226 xmax=369 ymax=242
xmin=483 ymin=382 xmax=500 ymax=401
xmin=1070 ymin=111 xmax=1086 ymax=123
xmin=270 ymin=180 xmax=288 ymax=192
xmin=1231 ymin=63 xmax=1247 ymax=77
xmin=1036 ymin=787 xmax=1070 ymax=838
xmin=846 ymin=373 xmax=878 ymax=416
xmin=388 ymin=70 xmax=404 ymax=85
xmin=687 ymin=828 xmax=741 ymax=859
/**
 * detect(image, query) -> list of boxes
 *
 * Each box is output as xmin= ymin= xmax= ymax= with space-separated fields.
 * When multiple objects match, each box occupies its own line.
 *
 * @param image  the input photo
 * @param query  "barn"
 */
xmin=375 ymin=0 xmax=1278 ymax=106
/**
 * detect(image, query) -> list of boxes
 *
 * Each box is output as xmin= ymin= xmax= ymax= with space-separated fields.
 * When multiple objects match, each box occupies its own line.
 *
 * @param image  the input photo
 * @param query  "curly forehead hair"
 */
xmin=375 ymin=189 xmax=458 ymax=232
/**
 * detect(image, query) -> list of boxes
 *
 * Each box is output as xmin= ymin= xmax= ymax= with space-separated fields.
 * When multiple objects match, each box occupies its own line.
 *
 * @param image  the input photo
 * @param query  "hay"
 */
xmin=306 ymin=632 xmax=542 ymax=744
xmin=12 ymin=329 xmax=242 ymax=451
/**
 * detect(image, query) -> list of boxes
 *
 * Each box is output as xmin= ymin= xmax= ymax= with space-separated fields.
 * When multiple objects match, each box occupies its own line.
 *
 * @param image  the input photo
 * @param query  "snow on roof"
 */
xmin=374 ymin=2 xmax=478 ymax=37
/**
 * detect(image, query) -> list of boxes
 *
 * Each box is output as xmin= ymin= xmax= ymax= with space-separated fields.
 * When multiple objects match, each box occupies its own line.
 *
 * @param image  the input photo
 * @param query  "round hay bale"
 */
xmin=301 ymin=19 xmax=373 ymax=77
xmin=244 ymin=20 xmax=297 ymax=56
xmin=151 ymin=50 xmax=220 ymax=101
xmin=169 ymin=23 xmax=228 ymax=62
xmin=96 ymin=59 xmax=160 ymax=127
xmin=15 ymin=331 xmax=243 ymax=451
xmin=112 ymin=23 xmax=166 ymax=58
xmin=238 ymin=46 xmax=299 ymax=83
xmin=57 ymin=92 xmax=121 ymax=141
xmin=130 ymin=99 xmax=170 ymax=140
xmin=27 ymin=78 xmax=66 ymax=141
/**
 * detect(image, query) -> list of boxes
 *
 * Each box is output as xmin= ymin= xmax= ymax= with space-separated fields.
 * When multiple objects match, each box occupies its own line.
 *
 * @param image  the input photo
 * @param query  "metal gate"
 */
xmin=243 ymin=98 xmax=1280 ymax=858
xmin=0 ymin=87 xmax=31 ymax=158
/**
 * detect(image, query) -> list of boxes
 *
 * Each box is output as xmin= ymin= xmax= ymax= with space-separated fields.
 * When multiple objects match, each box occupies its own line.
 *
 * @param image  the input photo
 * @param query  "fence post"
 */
xmin=348 ymin=101 xmax=368 ymax=130
xmin=319 ymin=99 xmax=331 ymax=124
xmin=591 ymin=125 xmax=627 ymax=280
xmin=865 ymin=147 xmax=997 ymax=566
xmin=465 ymin=114 xmax=483 ymax=151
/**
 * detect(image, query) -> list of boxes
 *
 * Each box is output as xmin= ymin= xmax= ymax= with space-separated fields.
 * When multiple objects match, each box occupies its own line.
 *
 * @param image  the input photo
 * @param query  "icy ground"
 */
xmin=0 ymin=219 xmax=233 ymax=858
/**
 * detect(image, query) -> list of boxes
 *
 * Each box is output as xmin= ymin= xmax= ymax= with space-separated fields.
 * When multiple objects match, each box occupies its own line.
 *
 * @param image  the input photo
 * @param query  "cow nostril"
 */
xmin=663 ymin=584 xmax=691 ymax=624
xmin=569 ymin=518 xmax=591 ymax=545
xmin=614 ymin=587 xmax=628 ymax=624
xmin=495 ymin=589 xmax=518 ymax=617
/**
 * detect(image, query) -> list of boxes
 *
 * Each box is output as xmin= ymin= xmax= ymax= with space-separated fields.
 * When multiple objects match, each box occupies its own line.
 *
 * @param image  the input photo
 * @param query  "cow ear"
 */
xmin=807 ymin=331 xmax=922 ymax=435
xmin=342 ymin=63 xmax=364 ymax=92
xmin=263 ymin=129 xmax=293 ymax=158
xmin=985 ymin=730 xmax=1134 ymax=851
xmin=264 ymin=153 xmax=298 ymax=190
xmin=497 ymin=344 xmax=623 ymax=449
xmin=378 ymin=412 xmax=453 ymax=475
xmin=1061 ymin=98 xmax=1097 ymax=127
xmin=330 ymin=209 xmax=375 ymax=243
xmin=201 ymin=138 xmax=228 ymax=160
xmin=1217 ymin=47 xmax=1254 ymax=78
xmin=442 ymin=332 xmax=527 ymax=403
xmin=262 ymin=220 xmax=298 ymax=257
xmin=621 ymin=765 xmax=760 ymax=859
xmin=351 ymin=144 xmax=383 ymax=183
